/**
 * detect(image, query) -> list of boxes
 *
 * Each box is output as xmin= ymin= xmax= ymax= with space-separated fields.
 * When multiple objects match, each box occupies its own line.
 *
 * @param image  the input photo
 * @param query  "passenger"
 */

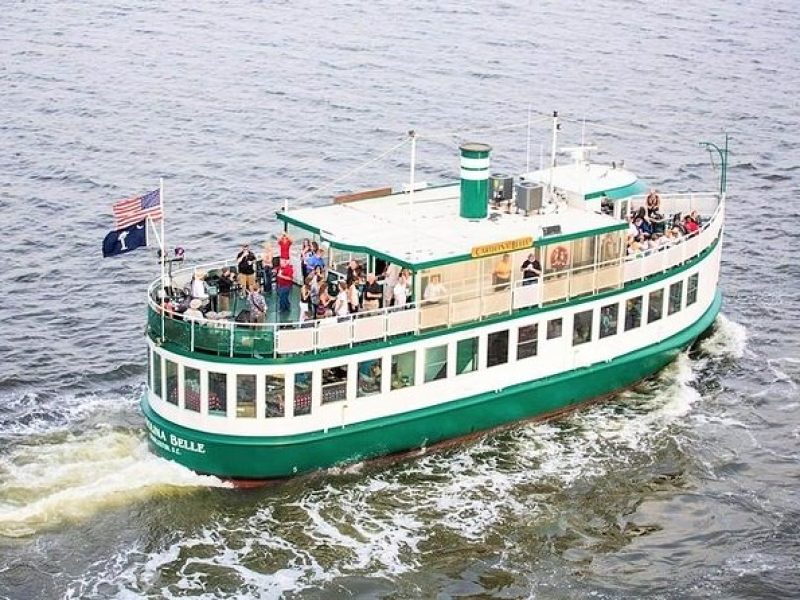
xmin=260 ymin=242 xmax=273 ymax=294
xmin=183 ymin=298 xmax=205 ymax=322
xmin=300 ymin=239 xmax=312 ymax=279
xmin=347 ymin=279 xmax=360 ymax=314
xmin=690 ymin=209 xmax=703 ymax=227
xmin=492 ymin=254 xmax=512 ymax=290
xmin=401 ymin=269 xmax=413 ymax=304
xmin=392 ymin=272 xmax=408 ymax=308
xmin=191 ymin=270 xmax=209 ymax=304
xmin=216 ymin=266 xmax=236 ymax=312
xmin=236 ymin=244 xmax=257 ymax=291
xmin=423 ymin=273 xmax=447 ymax=302
xmin=276 ymin=258 xmax=294 ymax=313
xmin=317 ymin=286 xmax=333 ymax=318
xmin=345 ymin=259 xmax=358 ymax=284
xmin=302 ymin=241 xmax=316 ymax=280
xmin=247 ymin=284 xmax=267 ymax=323
xmin=520 ymin=253 xmax=542 ymax=285
xmin=308 ymin=247 xmax=326 ymax=274
xmin=362 ymin=273 xmax=382 ymax=312
xmin=309 ymin=274 xmax=321 ymax=318
xmin=277 ymin=231 xmax=293 ymax=261
xmin=298 ymin=283 xmax=311 ymax=322
xmin=683 ymin=214 xmax=699 ymax=234
xmin=384 ymin=263 xmax=401 ymax=306
xmin=334 ymin=280 xmax=350 ymax=318
xmin=646 ymin=188 xmax=661 ymax=216
xmin=634 ymin=216 xmax=652 ymax=239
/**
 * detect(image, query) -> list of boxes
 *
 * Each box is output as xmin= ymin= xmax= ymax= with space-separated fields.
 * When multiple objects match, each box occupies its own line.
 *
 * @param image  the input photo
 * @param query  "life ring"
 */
xmin=550 ymin=245 xmax=570 ymax=269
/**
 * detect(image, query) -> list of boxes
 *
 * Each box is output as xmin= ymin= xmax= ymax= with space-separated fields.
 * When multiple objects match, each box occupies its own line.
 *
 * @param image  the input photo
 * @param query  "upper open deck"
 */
xmin=147 ymin=191 xmax=724 ymax=360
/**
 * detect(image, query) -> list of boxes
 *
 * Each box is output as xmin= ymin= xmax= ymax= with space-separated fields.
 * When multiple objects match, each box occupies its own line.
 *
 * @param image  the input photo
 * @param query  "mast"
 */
xmin=547 ymin=110 xmax=560 ymax=199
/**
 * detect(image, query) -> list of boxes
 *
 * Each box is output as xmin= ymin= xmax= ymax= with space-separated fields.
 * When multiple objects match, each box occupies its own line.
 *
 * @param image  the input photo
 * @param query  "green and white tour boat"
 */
xmin=142 ymin=114 xmax=727 ymax=482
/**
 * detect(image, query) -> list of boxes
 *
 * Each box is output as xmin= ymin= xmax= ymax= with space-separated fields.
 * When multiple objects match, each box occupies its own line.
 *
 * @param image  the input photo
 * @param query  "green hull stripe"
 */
xmin=142 ymin=290 xmax=722 ymax=479
xmin=153 ymin=234 xmax=720 ymax=366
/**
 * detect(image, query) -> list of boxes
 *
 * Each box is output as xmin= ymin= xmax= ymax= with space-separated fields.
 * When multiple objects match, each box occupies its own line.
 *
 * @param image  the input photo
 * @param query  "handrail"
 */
xmin=147 ymin=193 xmax=724 ymax=358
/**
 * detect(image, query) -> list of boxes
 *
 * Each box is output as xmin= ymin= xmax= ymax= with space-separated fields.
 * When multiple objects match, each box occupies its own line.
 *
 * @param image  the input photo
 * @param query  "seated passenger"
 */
xmin=492 ymin=254 xmax=512 ymax=289
xmin=690 ymin=209 xmax=703 ymax=227
xmin=683 ymin=214 xmax=699 ymax=234
xmin=423 ymin=274 xmax=447 ymax=302
xmin=183 ymin=298 xmax=205 ymax=322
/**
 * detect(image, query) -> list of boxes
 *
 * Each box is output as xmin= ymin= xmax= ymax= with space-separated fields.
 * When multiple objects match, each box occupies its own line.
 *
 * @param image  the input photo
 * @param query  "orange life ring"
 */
xmin=550 ymin=245 xmax=570 ymax=269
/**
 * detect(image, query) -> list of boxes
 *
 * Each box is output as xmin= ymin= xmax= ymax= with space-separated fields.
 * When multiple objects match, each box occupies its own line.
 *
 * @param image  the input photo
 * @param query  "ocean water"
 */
xmin=1 ymin=0 xmax=799 ymax=598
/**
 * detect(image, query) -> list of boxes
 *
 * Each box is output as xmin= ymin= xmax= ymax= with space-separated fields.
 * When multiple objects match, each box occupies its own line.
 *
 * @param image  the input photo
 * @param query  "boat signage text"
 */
xmin=146 ymin=419 xmax=206 ymax=455
xmin=471 ymin=236 xmax=533 ymax=258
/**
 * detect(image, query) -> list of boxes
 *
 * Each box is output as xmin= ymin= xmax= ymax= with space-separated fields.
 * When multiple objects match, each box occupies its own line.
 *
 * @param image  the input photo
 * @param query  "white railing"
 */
xmin=149 ymin=194 xmax=724 ymax=357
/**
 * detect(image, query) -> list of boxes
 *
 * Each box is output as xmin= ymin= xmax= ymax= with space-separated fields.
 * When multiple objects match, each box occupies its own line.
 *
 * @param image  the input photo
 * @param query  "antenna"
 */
xmin=525 ymin=104 xmax=532 ymax=172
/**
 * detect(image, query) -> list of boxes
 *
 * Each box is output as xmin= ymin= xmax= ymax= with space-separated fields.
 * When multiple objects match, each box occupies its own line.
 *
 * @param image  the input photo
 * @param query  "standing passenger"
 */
xmin=276 ymin=258 xmax=294 ymax=313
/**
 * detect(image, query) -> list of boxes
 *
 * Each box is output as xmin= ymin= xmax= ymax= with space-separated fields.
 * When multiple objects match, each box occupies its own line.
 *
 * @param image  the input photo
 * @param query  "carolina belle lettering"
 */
xmin=471 ymin=236 xmax=533 ymax=258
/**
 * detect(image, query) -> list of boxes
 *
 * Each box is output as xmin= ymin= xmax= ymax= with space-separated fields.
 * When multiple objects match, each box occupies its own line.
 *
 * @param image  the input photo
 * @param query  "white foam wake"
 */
xmin=698 ymin=313 xmax=748 ymax=359
xmin=0 ymin=429 xmax=230 ymax=538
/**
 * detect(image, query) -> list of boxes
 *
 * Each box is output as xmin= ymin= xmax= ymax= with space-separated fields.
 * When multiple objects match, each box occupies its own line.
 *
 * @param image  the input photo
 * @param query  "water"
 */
xmin=1 ymin=0 xmax=799 ymax=597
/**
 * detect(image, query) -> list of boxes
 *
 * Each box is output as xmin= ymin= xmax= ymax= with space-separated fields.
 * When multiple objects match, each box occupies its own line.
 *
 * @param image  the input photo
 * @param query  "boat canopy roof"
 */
xmin=523 ymin=163 xmax=647 ymax=200
xmin=279 ymin=179 xmax=627 ymax=270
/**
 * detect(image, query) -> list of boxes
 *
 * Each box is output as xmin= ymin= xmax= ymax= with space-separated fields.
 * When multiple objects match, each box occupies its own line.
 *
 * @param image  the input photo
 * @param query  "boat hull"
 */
xmin=141 ymin=290 xmax=722 ymax=480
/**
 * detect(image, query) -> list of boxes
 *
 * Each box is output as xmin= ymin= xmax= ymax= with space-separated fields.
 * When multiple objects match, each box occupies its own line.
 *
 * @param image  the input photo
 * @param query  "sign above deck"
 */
xmin=471 ymin=236 xmax=533 ymax=258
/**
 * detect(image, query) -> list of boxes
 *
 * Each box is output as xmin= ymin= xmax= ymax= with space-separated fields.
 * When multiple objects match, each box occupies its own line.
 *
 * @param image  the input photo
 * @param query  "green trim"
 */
xmin=535 ymin=222 xmax=628 ymax=246
xmin=142 ymin=290 xmax=722 ymax=479
xmin=277 ymin=212 xmax=321 ymax=235
xmin=584 ymin=180 xmax=648 ymax=201
xmin=151 ymin=233 xmax=721 ymax=366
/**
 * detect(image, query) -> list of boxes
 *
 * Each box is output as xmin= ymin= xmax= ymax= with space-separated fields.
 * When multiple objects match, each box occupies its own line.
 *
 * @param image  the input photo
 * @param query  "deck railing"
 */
xmin=147 ymin=192 xmax=724 ymax=358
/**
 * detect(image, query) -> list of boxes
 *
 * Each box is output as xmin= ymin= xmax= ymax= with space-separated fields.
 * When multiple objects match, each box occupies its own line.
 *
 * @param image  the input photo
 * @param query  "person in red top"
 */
xmin=683 ymin=214 xmax=699 ymax=234
xmin=278 ymin=232 xmax=293 ymax=260
xmin=276 ymin=258 xmax=294 ymax=313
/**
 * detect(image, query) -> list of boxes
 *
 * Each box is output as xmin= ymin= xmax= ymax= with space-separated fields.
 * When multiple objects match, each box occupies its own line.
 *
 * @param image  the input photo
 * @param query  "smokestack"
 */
xmin=459 ymin=142 xmax=492 ymax=219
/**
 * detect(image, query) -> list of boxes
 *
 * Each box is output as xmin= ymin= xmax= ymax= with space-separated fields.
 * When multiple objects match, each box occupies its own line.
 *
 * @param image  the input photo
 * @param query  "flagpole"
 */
xmin=160 ymin=178 xmax=166 ymax=341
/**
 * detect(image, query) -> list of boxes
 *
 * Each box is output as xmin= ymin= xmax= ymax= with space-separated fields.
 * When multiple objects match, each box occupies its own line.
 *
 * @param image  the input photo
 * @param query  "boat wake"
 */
xmin=64 ymin=351 xmax=717 ymax=597
xmin=0 ymin=428 xmax=230 ymax=538
xmin=697 ymin=312 xmax=748 ymax=360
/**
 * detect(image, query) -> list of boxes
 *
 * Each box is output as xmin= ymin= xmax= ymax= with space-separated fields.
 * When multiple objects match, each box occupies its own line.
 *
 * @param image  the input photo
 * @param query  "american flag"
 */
xmin=113 ymin=189 xmax=162 ymax=230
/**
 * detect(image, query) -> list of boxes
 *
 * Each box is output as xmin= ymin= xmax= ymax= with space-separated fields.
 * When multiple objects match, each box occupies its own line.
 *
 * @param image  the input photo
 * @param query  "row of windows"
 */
xmin=149 ymin=273 xmax=699 ymax=418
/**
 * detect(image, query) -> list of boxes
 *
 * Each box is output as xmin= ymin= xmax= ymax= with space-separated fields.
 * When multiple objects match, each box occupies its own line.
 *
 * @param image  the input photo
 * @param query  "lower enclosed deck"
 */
xmin=143 ymin=288 xmax=722 ymax=479
xmin=142 ymin=239 xmax=722 ymax=478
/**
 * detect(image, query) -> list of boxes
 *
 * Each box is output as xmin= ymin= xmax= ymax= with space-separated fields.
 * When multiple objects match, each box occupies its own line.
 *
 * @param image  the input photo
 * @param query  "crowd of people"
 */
xmin=625 ymin=189 xmax=703 ymax=257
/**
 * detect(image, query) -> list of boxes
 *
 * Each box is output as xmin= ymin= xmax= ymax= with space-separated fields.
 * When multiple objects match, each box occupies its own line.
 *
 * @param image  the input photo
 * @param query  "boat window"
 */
xmin=625 ymin=296 xmax=643 ymax=331
xmin=517 ymin=324 xmax=538 ymax=360
xmin=648 ymin=289 xmax=664 ymax=323
xmin=236 ymin=374 xmax=256 ymax=418
xmin=571 ymin=236 xmax=596 ymax=269
xmin=165 ymin=359 xmax=178 ymax=405
xmin=357 ymin=359 xmax=382 ymax=397
xmin=184 ymin=366 xmax=201 ymax=412
xmin=265 ymin=374 xmax=285 ymax=418
xmin=599 ymin=304 xmax=619 ymax=339
xmin=547 ymin=318 xmax=563 ymax=339
xmin=209 ymin=372 xmax=228 ymax=416
xmin=151 ymin=350 xmax=162 ymax=399
xmin=687 ymin=274 xmax=699 ymax=306
xmin=321 ymin=366 xmax=347 ymax=404
xmin=572 ymin=310 xmax=593 ymax=345
xmin=456 ymin=337 xmax=479 ymax=375
xmin=424 ymin=345 xmax=448 ymax=383
xmin=295 ymin=372 xmax=313 ymax=414
xmin=668 ymin=281 xmax=683 ymax=315
xmin=391 ymin=351 xmax=415 ymax=390
xmin=487 ymin=330 xmax=509 ymax=367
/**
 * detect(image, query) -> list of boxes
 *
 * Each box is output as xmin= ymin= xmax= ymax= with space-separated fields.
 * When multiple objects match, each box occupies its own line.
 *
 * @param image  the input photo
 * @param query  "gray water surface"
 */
xmin=1 ymin=1 xmax=798 ymax=598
